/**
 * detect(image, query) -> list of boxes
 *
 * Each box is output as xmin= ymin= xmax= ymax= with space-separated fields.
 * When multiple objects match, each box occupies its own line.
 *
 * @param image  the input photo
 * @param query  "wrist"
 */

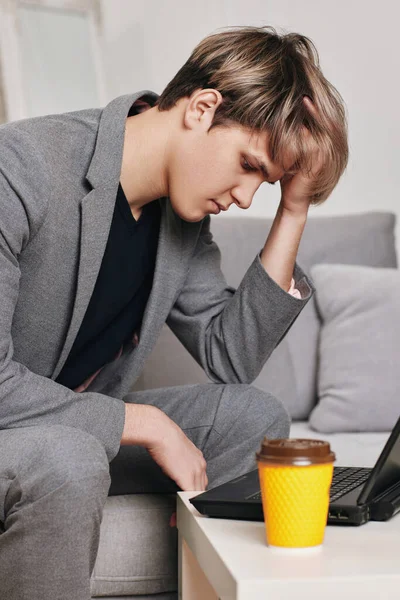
xmin=121 ymin=403 xmax=164 ymax=446
xmin=279 ymin=197 xmax=309 ymax=223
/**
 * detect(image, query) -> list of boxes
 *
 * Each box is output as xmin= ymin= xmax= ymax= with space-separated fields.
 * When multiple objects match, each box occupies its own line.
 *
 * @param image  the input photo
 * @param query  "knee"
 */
xmin=22 ymin=426 xmax=111 ymax=500
xmin=253 ymin=386 xmax=291 ymax=438
xmin=229 ymin=384 xmax=291 ymax=439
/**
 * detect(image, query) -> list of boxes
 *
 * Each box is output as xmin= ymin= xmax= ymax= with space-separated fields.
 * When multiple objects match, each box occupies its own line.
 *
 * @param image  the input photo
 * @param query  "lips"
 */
xmin=212 ymin=200 xmax=227 ymax=213
xmin=211 ymin=200 xmax=221 ymax=214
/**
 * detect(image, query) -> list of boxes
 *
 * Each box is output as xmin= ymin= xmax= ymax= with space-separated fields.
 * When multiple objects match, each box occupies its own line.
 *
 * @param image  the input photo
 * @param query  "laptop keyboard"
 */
xmin=329 ymin=466 xmax=371 ymax=501
xmin=247 ymin=467 xmax=372 ymax=502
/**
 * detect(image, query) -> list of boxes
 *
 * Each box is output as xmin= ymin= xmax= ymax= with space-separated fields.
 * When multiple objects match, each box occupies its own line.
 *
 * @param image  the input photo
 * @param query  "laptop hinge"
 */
xmin=366 ymin=480 xmax=400 ymax=504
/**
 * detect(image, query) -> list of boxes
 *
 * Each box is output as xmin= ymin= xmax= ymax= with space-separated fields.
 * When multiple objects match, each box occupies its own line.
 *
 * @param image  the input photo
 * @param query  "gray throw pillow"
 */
xmin=309 ymin=264 xmax=400 ymax=433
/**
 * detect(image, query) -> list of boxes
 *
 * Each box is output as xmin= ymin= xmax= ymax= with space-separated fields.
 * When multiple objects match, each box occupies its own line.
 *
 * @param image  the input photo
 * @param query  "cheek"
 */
xmin=169 ymin=135 xmax=237 ymax=205
xmin=193 ymin=155 xmax=234 ymax=197
xmin=169 ymin=158 xmax=206 ymax=206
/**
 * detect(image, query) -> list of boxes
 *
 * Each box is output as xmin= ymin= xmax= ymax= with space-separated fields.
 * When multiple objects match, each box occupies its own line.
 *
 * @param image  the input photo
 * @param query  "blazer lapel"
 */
xmin=132 ymin=197 xmax=182 ymax=353
xmin=99 ymin=195 xmax=192 ymax=391
xmin=51 ymin=186 xmax=116 ymax=380
xmin=70 ymin=195 xmax=187 ymax=394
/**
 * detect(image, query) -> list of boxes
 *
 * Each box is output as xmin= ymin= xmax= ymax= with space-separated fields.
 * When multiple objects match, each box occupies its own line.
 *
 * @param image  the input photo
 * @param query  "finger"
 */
xmin=169 ymin=512 xmax=177 ymax=527
xmin=196 ymin=468 xmax=207 ymax=491
xmin=189 ymin=472 xmax=200 ymax=491
xmin=197 ymin=473 xmax=206 ymax=491
xmin=303 ymin=95 xmax=318 ymax=118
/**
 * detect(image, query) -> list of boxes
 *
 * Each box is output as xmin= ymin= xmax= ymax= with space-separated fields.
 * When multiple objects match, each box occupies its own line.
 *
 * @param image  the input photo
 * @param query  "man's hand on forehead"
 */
xmin=278 ymin=96 xmax=325 ymax=215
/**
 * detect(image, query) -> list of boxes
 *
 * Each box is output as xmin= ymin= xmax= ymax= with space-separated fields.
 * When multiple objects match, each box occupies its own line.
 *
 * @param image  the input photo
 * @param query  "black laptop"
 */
xmin=190 ymin=416 xmax=400 ymax=526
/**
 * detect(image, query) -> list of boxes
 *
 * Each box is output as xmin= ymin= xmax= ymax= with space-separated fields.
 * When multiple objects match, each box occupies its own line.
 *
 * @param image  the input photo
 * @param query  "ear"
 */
xmin=183 ymin=88 xmax=223 ymax=131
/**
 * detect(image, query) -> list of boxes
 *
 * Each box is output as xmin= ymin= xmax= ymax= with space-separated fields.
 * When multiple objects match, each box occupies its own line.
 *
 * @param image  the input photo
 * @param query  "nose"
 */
xmin=232 ymin=174 xmax=265 ymax=209
xmin=231 ymin=181 xmax=260 ymax=210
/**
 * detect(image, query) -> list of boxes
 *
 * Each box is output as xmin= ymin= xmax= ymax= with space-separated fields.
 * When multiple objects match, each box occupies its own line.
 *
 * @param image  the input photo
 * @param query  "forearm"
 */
xmin=260 ymin=201 xmax=308 ymax=292
xmin=167 ymin=209 xmax=314 ymax=386
xmin=121 ymin=402 xmax=162 ymax=446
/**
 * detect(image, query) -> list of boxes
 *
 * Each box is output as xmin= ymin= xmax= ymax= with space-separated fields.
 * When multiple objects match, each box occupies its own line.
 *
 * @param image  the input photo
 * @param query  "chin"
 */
xmin=170 ymin=202 xmax=205 ymax=223
xmin=182 ymin=214 xmax=205 ymax=223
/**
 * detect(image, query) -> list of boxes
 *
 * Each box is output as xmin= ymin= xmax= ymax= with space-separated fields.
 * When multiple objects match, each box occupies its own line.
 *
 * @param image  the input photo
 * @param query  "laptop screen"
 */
xmin=358 ymin=415 xmax=400 ymax=504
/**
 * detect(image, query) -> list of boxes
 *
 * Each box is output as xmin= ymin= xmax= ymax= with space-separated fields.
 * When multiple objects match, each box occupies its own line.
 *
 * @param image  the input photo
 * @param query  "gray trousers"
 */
xmin=0 ymin=383 xmax=290 ymax=600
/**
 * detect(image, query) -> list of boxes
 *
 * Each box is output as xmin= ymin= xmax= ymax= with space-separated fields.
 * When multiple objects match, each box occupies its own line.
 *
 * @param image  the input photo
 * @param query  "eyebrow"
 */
xmin=251 ymin=155 xmax=276 ymax=185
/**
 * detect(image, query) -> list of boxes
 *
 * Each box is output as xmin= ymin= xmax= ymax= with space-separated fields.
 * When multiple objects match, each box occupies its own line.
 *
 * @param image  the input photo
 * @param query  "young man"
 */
xmin=0 ymin=26 xmax=347 ymax=599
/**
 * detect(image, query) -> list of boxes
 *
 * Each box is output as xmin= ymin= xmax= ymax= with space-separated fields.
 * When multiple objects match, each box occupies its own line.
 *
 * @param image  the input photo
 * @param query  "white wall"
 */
xmin=100 ymin=0 xmax=400 ymax=250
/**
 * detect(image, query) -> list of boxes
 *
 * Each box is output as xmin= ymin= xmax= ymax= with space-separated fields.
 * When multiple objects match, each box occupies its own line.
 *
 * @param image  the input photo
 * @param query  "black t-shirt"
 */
xmin=56 ymin=183 xmax=161 ymax=389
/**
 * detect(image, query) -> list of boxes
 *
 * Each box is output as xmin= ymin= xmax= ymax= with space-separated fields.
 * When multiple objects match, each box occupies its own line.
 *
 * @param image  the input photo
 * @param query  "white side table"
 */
xmin=177 ymin=491 xmax=400 ymax=600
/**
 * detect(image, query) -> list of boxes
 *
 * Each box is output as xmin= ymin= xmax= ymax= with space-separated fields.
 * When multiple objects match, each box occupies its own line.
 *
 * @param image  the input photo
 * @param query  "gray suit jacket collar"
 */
xmin=52 ymin=91 xmax=184 ymax=382
xmin=86 ymin=91 xmax=158 ymax=188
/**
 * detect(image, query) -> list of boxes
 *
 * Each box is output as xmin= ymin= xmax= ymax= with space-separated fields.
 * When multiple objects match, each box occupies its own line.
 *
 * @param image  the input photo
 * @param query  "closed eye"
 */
xmin=242 ymin=158 xmax=275 ymax=185
xmin=242 ymin=158 xmax=257 ymax=172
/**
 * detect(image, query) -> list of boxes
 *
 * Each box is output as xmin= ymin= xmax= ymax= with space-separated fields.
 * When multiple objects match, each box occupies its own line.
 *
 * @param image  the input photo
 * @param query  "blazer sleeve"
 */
xmin=0 ymin=129 xmax=125 ymax=462
xmin=166 ymin=215 xmax=315 ymax=384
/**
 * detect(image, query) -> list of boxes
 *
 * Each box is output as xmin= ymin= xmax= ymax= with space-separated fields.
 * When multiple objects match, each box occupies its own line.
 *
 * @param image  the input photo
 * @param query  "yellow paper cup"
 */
xmin=256 ymin=439 xmax=335 ymax=549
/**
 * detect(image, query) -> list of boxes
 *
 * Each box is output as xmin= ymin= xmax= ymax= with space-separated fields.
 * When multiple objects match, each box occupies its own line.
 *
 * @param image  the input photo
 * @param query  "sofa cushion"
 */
xmin=290 ymin=421 xmax=390 ymax=467
xmin=96 ymin=595 xmax=177 ymax=599
xmin=135 ymin=212 xmax=397 ymax=420
xmin=308 ymin=263 xmax=400 ymax=433
xmin=90 ymin=494 xmax=177 ymax=597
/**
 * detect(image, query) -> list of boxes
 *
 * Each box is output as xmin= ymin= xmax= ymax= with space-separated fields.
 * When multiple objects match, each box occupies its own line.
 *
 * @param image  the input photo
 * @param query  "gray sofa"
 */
xmin=90 ymin=211 xmax=397 ymax=599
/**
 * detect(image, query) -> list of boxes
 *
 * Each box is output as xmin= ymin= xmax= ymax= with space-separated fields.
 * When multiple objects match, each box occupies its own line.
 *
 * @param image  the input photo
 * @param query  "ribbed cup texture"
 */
xmin=258 ymin=463 xmax=333 ymax=548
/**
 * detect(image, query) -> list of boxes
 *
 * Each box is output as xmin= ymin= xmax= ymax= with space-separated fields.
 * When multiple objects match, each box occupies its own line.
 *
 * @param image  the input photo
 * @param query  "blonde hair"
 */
xmin=157 ymin=26 xmax=348 ymax=204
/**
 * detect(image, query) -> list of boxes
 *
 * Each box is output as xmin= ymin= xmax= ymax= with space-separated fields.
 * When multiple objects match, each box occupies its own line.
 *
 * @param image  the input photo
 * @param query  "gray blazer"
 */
xmin=0 ymin=91 xmax=313 ymax=461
